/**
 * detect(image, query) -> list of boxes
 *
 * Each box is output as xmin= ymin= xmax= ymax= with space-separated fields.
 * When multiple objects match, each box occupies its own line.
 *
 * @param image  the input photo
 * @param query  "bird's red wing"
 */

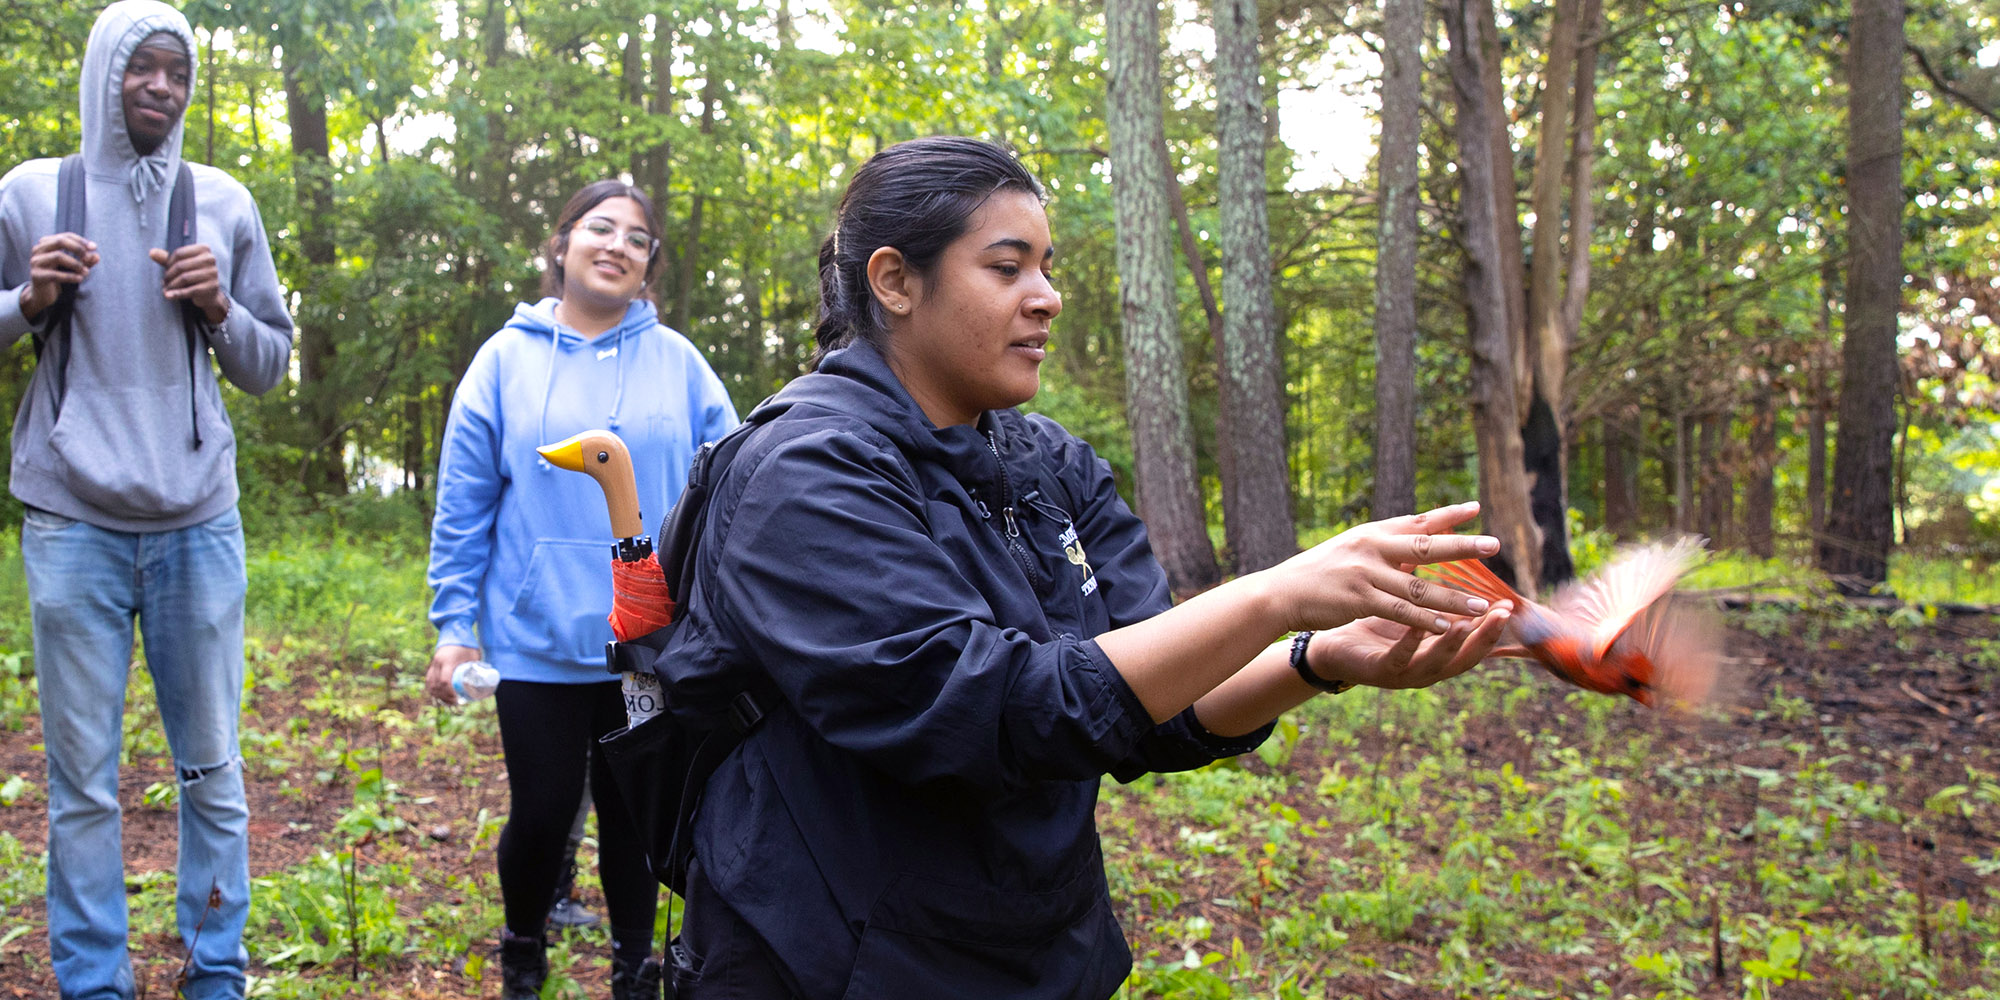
xmin=1552 ymin=536 xmax=1705 ymax=660
xmin=1611 ymin=596 xmax=1723 ymax=708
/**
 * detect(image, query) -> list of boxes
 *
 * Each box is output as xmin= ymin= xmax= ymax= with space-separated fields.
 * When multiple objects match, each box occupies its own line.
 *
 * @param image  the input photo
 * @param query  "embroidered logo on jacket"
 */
xmin=1060 ymin=524 xmax=1097 ymax=596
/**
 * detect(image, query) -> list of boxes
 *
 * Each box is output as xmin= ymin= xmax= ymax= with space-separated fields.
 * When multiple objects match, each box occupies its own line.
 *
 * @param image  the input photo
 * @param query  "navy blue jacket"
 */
xmin=658 ymin=342 xmax=1272 ymax=1000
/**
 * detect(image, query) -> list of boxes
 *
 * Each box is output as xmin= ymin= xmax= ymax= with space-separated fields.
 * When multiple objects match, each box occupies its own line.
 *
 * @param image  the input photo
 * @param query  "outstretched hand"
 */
xmin=1277 ymin=501 xmax=1500 ymax=637
xmin=1309 ymin=601 xmax=1512 ymax=691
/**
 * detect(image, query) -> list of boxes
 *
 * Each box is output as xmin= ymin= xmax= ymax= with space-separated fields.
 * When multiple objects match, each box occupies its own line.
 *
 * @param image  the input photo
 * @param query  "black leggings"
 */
xmin=495 ymin=679 xmax=656 ymax=952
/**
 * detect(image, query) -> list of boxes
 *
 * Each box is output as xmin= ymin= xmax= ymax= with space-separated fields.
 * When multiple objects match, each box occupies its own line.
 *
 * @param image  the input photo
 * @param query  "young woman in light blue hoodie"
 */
xmin=424 ymin=180 xmax=738 ymax=1000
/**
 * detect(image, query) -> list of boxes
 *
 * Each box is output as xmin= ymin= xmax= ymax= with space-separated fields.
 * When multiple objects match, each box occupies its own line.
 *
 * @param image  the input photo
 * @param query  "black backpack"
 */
xmin=598 ymin=402 xmax=780 ymax=896
xmin=598 ymin=375 xmax=923 ymax=899
xmin=32 ymin=154 xmax=210 ymax=448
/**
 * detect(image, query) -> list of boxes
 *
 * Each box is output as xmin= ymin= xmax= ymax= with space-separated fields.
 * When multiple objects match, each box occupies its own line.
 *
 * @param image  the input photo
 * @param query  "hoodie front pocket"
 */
xmin=47 ymin=383 xmax=234 ymax=522
xmin=506 ymin=538 xmax=614 ymax=663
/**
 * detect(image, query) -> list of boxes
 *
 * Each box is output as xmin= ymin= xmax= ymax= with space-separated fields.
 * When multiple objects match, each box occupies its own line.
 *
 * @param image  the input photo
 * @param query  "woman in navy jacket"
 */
xmin=656 ymin=137 xmax=1513 ymax=1000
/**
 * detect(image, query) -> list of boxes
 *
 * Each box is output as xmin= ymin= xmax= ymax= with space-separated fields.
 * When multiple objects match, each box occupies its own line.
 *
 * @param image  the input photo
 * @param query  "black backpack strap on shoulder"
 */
xmin=602 ymin=414 xmax=768 ymax=679
xmin=33 ymin=154 xmax=88 ymax=414
xmin=167 ymin=161 xmax=204 ymax=450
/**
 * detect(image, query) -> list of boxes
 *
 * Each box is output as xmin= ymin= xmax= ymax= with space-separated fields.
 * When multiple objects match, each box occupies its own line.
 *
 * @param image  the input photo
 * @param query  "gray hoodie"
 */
xmin=0 ymin=0 xmax=293 ymax=531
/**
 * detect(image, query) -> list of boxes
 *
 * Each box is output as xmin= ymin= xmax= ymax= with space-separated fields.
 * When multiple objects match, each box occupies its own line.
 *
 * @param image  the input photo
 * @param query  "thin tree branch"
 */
xmin=1907 ymin=41 xmax=2000 ymax=124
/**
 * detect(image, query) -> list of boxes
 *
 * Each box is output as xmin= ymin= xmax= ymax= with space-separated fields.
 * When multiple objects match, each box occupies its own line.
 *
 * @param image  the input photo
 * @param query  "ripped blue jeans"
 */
xmin=23 ymin=506 xmax=249 ymax=1000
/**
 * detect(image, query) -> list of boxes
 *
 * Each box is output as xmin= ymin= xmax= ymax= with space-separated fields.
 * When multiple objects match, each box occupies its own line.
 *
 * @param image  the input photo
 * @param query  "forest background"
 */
xmin=0 ymin=0 xmax=1996 ymax=997
xmin=0 ymin=0 xmax=1991 ymax=588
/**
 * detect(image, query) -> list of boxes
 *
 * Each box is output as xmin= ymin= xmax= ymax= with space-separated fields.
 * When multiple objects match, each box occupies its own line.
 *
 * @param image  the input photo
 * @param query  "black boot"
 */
xmin=610 ymin=952 xmax=664 ymax=1000
xmin=499 ymin=929 xmax=548 ymax=1000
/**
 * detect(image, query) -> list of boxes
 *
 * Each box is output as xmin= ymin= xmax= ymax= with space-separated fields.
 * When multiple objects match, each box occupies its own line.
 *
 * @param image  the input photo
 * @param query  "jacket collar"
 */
xmin=790 ymin=340 xmax=1016 ymax=492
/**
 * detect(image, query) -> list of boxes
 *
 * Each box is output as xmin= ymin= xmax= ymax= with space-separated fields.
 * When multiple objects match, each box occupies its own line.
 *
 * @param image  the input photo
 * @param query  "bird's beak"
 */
xmin=538 ymin=431 xmax=600 ymax=473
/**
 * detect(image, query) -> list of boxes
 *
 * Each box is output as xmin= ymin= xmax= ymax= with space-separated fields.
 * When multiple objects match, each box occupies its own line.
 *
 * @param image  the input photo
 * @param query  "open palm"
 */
xmin=1309 ymin=603 xmax=1512 ymax=691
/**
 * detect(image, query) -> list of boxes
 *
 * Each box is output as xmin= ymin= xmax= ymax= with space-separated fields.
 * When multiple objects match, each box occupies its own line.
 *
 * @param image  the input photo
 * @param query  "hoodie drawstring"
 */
xmin=608 ymin=322 xmax=627 ymax=431
xmin=536 ymin=311 xmax=632 ymax=469
xmin=536 ymin=325 xmax=561 ymax=467
xmin=128 ymin=152 xmax=171 ymax=204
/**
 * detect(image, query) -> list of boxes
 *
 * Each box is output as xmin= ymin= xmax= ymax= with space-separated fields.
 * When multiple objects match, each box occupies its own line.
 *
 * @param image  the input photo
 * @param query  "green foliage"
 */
xmin=0 ymin=0 xmax=1995 ymax=992
xmin=0 ymin=499 xmax=1990 ymax=995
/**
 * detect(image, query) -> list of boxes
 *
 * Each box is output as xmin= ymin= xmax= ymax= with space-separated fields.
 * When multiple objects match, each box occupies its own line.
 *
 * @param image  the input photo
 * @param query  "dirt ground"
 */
xmin=0 ymin=605 xmax=1991 ymax=999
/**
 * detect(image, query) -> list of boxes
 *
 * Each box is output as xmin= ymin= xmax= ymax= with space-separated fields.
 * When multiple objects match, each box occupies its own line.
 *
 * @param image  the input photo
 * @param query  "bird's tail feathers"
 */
xmin=1429 ymin=557 xmax=1526 ymax=607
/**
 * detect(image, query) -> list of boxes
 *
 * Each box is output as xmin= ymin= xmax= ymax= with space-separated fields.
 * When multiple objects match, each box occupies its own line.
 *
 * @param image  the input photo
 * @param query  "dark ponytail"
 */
xmin=812 ymin=137 xmax=1046 ymax=368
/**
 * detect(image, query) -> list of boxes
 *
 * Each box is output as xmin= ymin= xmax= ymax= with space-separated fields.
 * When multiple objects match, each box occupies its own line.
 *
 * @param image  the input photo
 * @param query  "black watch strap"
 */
xmin=1289 ymin=630 xmax=1354 ymax=694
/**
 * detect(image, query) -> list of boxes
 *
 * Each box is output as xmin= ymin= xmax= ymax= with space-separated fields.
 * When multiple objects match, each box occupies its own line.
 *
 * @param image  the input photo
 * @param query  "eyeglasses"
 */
xmin=575 ymin=218 xmax=659 ymax=258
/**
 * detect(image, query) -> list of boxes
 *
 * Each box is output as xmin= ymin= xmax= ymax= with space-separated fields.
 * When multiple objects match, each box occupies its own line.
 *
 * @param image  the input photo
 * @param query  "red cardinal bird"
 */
xmin=1429 ymin=537 xmax=1720 ymax=708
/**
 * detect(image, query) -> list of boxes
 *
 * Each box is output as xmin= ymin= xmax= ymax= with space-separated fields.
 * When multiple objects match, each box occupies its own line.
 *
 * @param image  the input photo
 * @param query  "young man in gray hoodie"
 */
xmin=0 ymin=2 xmax=294 ymax=997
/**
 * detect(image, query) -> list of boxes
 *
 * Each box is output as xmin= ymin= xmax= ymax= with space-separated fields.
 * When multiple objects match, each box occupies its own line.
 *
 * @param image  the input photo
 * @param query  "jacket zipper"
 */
xmin=984 ymin=430 xmax=1043 ymax=588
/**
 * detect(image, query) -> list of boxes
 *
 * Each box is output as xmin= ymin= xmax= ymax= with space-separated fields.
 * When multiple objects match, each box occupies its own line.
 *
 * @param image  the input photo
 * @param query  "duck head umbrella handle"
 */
xmin=538 ymin=429 xmax=671 ymax=726
xmin=538 ymin=429 xmax=652 ymax=562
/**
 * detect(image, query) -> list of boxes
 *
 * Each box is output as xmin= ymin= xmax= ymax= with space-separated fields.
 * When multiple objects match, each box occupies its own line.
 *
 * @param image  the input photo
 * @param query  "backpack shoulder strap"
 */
xmin=54 ymin=154 xmax=86 ymax=241
xmin=167 ymin=161 xmax=196 ymax=251
xmin=31 ymin=154 xmax=88 ymax=412
xmin=168 ymin=163 xmax=206 ymax=449
xmin=657 ymin=402 xmax=780 ymax=608
xmin=40 ymin=154 xmax=87 ymax=342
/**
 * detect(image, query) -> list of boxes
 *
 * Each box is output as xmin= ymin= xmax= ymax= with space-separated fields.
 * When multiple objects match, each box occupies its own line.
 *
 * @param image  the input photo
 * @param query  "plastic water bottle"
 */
xmin=450 ymin=660 xmax=501 ymax=704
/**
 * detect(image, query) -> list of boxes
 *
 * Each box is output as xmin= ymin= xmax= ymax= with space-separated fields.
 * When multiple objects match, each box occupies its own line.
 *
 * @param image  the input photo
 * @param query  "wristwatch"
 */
xmin=1289 ymin=631 xmax=1355 ymax=695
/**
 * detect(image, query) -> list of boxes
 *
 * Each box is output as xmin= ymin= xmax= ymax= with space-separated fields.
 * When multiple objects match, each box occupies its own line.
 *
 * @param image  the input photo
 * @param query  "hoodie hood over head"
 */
xmin=82 ymin=0 xmax=196 ymax=204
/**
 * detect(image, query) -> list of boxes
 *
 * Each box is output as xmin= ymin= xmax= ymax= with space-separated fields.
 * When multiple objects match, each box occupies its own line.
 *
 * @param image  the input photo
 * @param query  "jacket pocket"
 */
xmin=839 ymin=867 xmax=1128 ymax=1000
xmin=47 ymin=384 xmax=233 ymax=521
xmin=505 ymin=538 xmax=612 ymax=662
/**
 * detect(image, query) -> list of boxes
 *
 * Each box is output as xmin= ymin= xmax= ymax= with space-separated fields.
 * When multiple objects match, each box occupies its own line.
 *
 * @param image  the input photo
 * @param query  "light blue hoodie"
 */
xmin=427 ymin=297 xmax=738 ymax=684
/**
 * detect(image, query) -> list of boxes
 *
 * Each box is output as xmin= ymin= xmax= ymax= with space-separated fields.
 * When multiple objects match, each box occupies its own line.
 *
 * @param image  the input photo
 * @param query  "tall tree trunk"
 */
xmin=1807 ymin=258 xmax=1835 ymax=545
xmin=623 ymin=21 xmax=645 ymax=181
xmin=1471 ymin=0 xmax=1530 ymax=419
xmin=402 ymin=396 xmax=425 ymax=493
xmin=1166 ymin=161 xmax=1222 ymax=344
xmin=1372 ymin=0 xmax=1421 ymax=520
xmin=1808 ymin=370 xmax=1829 ymax=547
xmin=1164 ymin=150 xmax=1233 ymax=546
xmin=1601 ymin=407 xmax=1638 ymax=539
xmin=1559 ymin=0 xmax=1601 ymax=350
xmin=647 ymin=19 xmax=676 ymax=208
xmin=1670 ymin=410 xmax=1690 ymax=533
xmin=1107 ymin=0 xmax=1220 ymax=593
xmin=1698 ymin=412 xmax=1732 ymax=546
xmin=1523 ymin=394 xmax=1570 ymax=582
xmin=672 ymin=57 xmax=722 ymax=332
xmin=1745 ymin=385 xmax=1775 ymax=558
xmin=1213 ymin=0 xmax=1295 ymax=573
xmin=1446 ymin=0 xmax=1539 ymax=589
xmin=282 ymin=53 xmax=343 ymax=495
xmin=1818 ymin=0 xmax=1904 ymax=592
xmin=1524 ymin=0 xmax=1579 ymax=420
xmin=1521 ymin=0 xmax=1584 ymax=587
